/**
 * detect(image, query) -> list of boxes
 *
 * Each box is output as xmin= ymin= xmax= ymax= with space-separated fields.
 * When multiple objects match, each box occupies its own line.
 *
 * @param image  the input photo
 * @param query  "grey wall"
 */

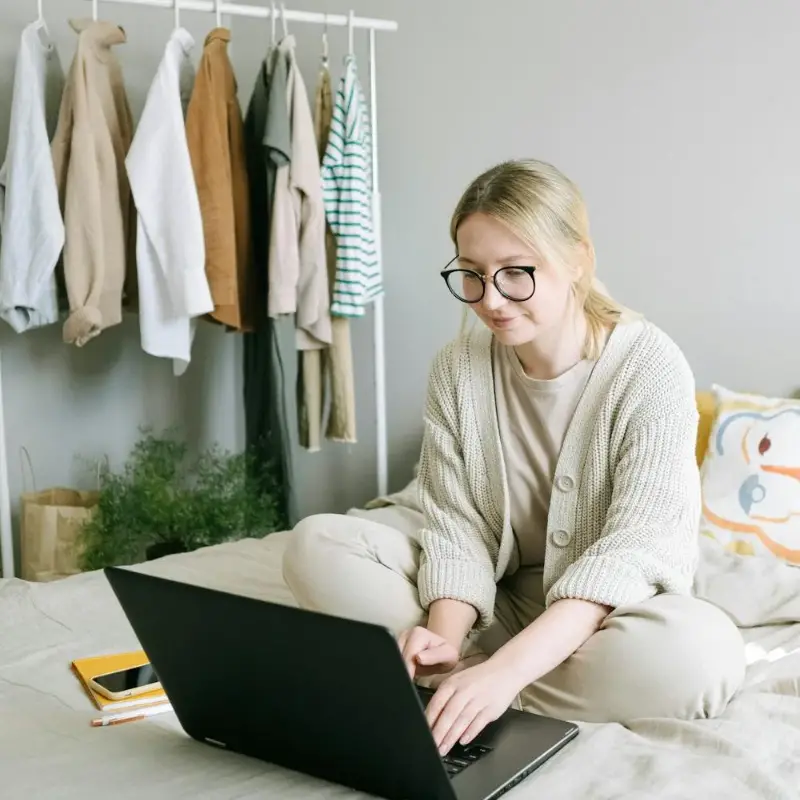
xmin=1 ymin=0 xmax=799 ymax=571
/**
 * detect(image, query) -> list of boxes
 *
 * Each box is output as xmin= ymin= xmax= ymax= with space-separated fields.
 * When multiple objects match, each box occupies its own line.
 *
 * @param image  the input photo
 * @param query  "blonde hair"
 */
xmin=450 ymin=159 xmax=630 ymax=360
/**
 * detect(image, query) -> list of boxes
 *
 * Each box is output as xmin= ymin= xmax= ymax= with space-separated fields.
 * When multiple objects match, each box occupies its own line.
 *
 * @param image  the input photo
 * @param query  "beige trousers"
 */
xmin=282 ymin=510 xmax=747 ymax=724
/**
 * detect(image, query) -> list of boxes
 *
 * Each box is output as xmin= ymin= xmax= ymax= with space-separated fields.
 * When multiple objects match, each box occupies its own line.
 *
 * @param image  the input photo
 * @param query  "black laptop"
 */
xmin=105 ymin=567 xmax=578 ymax=800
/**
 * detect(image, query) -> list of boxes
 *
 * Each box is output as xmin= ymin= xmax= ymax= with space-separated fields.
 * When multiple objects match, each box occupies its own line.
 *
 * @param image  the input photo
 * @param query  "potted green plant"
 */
xmin=78 ymin=429 xmax=286 ymax=571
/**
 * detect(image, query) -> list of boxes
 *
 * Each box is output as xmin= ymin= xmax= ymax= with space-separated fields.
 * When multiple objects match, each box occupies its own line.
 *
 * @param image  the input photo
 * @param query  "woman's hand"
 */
xmin=425 ymin=659 xmax=522 ymax=755
xmin=397 ymin=626 xmax=460 ymax=679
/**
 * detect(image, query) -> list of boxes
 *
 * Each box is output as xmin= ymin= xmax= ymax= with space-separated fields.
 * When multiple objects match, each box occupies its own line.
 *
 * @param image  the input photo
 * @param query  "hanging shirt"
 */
xmin=241 ymin=46 xmax=292 ymax=527
xmin=268 ymin=35 xmax=331 ymax=351
xmin=51 ymin=19 xmax=137 ymax=347
xmin=126 ymin=29 xmax=212 ymax=376
xmin=321 ymin=54 xmax=381 ymax=317
xmin=0 ymin=21 xmax=64 ymax=333
xmin=244 ymin=47 xmax=287 ymax=326
xmin=298 ymin=62 xmax=359 ymax=449
xmin=185 ymin=27 xmax=251 ymax=331
xmin=263 ymin=42 xmax=291 ymax=320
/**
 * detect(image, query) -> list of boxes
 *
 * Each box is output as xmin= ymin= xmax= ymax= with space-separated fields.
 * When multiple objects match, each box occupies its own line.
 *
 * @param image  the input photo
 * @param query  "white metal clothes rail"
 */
xmin=84 ymin=0 xmax=397 ymax=499
xmin=0 ymin=1 xmax=397 ymax=579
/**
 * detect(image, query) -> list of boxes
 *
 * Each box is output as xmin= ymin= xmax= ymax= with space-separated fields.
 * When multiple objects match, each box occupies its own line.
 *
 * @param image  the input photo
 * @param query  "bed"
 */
xmin=2 ymin=499 xmax=800 ymax=800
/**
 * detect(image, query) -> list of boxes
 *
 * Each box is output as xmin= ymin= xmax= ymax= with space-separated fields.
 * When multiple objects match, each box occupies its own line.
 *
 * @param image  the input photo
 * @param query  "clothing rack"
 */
xmin=0 ymin=358 xmax=11 ymax=579
xmin=85 ymin=0 xmax=398 ymax=32
xmin=87 ymin=1 xmax=397 ymax=499
xmin=0 ymin=2 xmax=397 ymax=579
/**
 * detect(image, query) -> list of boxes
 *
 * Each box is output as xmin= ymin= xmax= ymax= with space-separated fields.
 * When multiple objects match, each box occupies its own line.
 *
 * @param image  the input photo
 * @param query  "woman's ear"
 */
xmin=571 ymin=240 xmax=595 ymax=288
xmin=575 ymin=240 xmax=594 ymax=268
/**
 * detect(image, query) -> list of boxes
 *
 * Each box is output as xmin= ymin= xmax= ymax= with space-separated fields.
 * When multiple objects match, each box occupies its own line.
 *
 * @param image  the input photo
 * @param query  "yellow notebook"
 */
xmin=72 ymin=650 xmax=167 ymax=712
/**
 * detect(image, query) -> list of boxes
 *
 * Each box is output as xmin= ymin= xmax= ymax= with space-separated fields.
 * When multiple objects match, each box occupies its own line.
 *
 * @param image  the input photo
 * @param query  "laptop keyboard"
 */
xmin=442 ymin=742 xmax=493 ymax=777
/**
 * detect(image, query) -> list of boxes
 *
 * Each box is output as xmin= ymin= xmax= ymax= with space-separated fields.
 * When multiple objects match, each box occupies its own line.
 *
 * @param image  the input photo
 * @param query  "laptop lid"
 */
xmin=105 ymin=567 xmax=457 ymax=800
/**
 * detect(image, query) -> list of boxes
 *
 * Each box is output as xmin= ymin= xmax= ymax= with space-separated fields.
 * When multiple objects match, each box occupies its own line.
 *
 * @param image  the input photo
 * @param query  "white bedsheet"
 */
xmin=1 ymin=516 xmax=800 ymax=800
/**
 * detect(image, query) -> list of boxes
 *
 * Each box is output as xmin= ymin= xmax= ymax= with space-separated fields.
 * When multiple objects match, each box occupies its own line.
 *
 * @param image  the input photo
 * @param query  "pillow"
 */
xmin=695 ymin=391 xmax=716 ymax=466
xmin=699 ymin=384 xmax=800 ymax=565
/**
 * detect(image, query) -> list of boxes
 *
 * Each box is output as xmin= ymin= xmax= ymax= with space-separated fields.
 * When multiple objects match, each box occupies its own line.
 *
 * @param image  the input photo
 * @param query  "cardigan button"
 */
xmin=555 ymin=474 xmax=575 ymax=492
xmin=552 ymin=529 xmax=572 ymax=547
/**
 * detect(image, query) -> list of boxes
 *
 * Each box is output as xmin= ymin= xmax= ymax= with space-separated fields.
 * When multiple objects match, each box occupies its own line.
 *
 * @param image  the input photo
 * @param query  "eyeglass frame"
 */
xmin=439 ymin=256 xmax=537 ymax=304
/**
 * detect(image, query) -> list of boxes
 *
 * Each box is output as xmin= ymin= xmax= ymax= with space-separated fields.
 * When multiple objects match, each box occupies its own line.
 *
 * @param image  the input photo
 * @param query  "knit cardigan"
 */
xmin=417 ymin=318 xmax=702 ymax=629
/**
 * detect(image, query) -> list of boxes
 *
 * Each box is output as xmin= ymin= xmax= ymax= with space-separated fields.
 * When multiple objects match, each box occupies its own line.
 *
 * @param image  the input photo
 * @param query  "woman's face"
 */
xmin=452 ymin=212 xmax=576 ymax=347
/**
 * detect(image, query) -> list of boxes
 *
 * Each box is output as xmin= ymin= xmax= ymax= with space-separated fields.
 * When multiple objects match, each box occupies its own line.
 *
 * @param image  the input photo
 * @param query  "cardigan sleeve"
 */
xmin=417 ymin=345 xmax=498 ymax=629
xmin=547 ymin=362 xmax=701 ymax=609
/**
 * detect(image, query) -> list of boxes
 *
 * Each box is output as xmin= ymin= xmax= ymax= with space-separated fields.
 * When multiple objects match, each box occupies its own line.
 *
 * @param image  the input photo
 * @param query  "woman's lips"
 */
xmin=489 ymin=316 xmax=517 ymax=329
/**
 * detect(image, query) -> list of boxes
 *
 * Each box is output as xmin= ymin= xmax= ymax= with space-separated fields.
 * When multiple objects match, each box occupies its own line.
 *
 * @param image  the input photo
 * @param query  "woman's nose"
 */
xmin=481 ymin=281 xmax=506 ymax=311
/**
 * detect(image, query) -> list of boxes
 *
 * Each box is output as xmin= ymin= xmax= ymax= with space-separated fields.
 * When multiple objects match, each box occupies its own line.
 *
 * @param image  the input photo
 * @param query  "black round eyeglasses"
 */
xmin=440 ymin=257 xmax=537 ymax=304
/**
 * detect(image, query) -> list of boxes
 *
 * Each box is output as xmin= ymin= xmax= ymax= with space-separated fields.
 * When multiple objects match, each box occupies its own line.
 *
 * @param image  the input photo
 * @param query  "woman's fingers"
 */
xmin=459 ymin=710 xmax=491 ymax=746
xmin=400 ymin=629 xmax=428 ymax=677
xmin=397 ymin=629 xmax=409 ymax=651
xmin=415 ymin=642 xmax=455 ymax=666
xmin=426 ymin=680 xmax=473 ymax=753
xmin=400 ymin=628 xmax=427 ymax=660
xmin=397 ymin=631 xmax=412 ymax=675
xmin=424 ymin=680 xmax=454 ymax=730
xmin=397 ymin=627 xmax=459 ymax=680
xmin=432 ymin=695 xmax=479 ymax=755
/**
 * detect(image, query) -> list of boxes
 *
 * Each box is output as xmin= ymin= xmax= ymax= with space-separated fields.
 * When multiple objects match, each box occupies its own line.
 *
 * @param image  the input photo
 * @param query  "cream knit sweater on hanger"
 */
xmin=416 ymin=318 xmax=702 ymax=628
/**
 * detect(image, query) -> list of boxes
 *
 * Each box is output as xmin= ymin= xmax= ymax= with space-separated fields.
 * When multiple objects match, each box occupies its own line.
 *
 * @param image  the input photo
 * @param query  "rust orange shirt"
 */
xmin=185 ymin=27 xmax=251 ymax=331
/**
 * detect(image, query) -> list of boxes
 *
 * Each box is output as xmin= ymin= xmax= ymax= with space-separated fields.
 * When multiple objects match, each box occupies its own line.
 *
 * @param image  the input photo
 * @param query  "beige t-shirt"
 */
xmin=494 ymin=343 xmax=595 ymax=566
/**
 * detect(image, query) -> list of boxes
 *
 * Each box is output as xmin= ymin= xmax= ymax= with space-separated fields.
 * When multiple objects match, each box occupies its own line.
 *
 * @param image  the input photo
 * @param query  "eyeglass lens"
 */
xmin=445 ymin=268 xmax=534 ymax=303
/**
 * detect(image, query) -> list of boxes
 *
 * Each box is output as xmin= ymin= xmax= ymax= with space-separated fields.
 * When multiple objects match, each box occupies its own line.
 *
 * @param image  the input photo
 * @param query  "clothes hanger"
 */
xmin=36 ymin=0 xmax=50 ymax=35
xmin=214 ymin=0 xmax=222 ymax=28
xmin=270 ymin=1 xmax=277 ymax=45
xmin=92 ymin=0 xmax=98 ymax=21
xmin=173 ymin=0 xmax=180 ymax=30
xmin=321 ymin=12 xmax=329 ymax=69
xmin=279 ymin=2 xmax=289 ymax=38
xmin=347 ymin=9 xmax=354 ymax=56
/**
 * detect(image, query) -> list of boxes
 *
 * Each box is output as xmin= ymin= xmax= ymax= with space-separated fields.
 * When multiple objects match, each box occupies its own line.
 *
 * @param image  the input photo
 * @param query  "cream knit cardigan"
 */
xmin=417 ymin=318 xmax=702 ymax=628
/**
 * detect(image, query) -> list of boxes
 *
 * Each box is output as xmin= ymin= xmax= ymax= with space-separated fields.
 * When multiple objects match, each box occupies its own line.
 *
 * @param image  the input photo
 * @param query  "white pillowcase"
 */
xmin=700 ymin=384 xmax=800 ymax=565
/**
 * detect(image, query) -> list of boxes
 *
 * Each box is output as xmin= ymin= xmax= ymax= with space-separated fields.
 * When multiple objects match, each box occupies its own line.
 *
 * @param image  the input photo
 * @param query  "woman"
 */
xmin=283 ymin=159 xmax=745 ymax=756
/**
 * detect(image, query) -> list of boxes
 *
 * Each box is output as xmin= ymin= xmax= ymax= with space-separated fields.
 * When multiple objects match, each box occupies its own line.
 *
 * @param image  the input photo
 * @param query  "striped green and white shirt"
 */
xmin=321 ymin=55 xmax=381 ymax=317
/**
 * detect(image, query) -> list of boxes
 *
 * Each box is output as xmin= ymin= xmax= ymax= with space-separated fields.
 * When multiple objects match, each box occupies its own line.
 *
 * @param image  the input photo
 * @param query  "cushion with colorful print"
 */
xmin=700 ymin=384 xmax=800 ymax=565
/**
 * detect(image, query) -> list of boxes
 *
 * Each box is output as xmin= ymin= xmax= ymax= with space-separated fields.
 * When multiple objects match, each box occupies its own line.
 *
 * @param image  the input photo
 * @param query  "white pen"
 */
xmin=91 ymin=703 xmax=173 ymax=727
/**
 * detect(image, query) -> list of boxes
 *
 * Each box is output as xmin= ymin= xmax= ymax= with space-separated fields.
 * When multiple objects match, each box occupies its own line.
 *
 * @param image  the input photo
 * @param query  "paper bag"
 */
xmin=19 ymin=488 xmax=99 ymax=581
